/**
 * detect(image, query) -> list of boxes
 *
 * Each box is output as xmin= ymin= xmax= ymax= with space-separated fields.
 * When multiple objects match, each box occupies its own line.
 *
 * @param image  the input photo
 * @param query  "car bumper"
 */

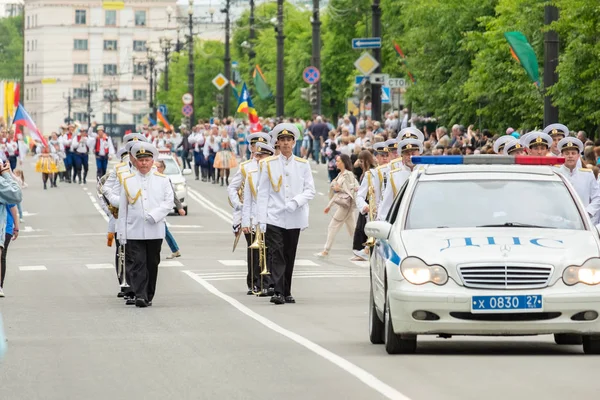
xmin=388 ymin=279 xmax=600 ymax=335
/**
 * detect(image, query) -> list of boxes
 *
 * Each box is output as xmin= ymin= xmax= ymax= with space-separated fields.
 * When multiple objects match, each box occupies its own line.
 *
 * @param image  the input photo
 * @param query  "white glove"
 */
xmin=259 ymin=223 xmax=267 ymax=232
xmin=285 ymin=200 xmax=298 ymax=213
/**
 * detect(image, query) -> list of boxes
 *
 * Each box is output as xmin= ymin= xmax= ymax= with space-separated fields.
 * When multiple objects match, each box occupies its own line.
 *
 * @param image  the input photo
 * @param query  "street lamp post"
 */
xmin=311 ymin=0 xmax=321 ymax=116
xmin=276 ymin=0 xmax=285 ymax=118
xmin=249 ymin=0 xmax=256 ymax=60
xmin=187 ymin=0 xmax=195 ymax=126
xmin=370 ymin=0 xmax=382 ymax=122
xmin=160 ymin=37 xmax=172 ymax=92
xmin=222 ymin=0 xmax=231 ymax=118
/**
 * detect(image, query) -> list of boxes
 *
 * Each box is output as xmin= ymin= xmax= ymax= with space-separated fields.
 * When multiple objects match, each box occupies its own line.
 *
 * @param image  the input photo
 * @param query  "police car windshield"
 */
xmin=405 ymin=179 xmax=585 ymax=230
xmin=161 ymin=158 xmax=180 ymax=175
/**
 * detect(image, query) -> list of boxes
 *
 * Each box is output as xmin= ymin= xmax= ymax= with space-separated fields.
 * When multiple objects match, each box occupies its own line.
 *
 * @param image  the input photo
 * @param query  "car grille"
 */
xmin=458 ymin=264 xmax=553 ymax=289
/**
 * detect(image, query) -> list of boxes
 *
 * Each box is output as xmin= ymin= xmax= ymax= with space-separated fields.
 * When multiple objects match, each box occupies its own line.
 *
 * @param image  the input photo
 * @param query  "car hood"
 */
xmin=400 ymin=227 xmax=600 ymax=271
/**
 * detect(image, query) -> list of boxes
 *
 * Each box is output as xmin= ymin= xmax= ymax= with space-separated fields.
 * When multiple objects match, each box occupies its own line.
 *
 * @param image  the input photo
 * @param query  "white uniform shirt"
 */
xmin=378 ymin=165 xmax=411 ymax=221
xmin=228 ymin=159 xmax=254 ymax=227
xmin=241 ymin=165 xmax=261 ymax=228
xmin=117 ymin=170 xmax=174 ymax=242
xmin=94 ymin=137 xmax=115 ymax=157
xmin=256 ymin=154 xmax=315 ymax=230
xmin=72 ymin=135 xmax=95 ymax=154
xmin=356 ymin=167 xmax=386 ymax=219
xmin=60 ymin=134 xmax=74 ymax=152
xmin=557 ymin=165 xmax=600 ymax=220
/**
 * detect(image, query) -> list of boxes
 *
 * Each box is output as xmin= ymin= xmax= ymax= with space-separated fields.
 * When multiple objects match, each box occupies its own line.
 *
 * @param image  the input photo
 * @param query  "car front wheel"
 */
xmin=384 ymin=294 xmax=417 ymax=354
xmin=369 ymin=284 xmax=384 ymax=344
xmin=583 ymin=335 xmax=600 ymax=354
xmin=554 ymin=334 xmax=583 ymax=345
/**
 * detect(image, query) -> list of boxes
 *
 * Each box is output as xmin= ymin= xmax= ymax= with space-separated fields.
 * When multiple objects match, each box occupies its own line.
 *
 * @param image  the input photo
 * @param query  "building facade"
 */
xmin=24 ymin=0 xmax=177 ymax=134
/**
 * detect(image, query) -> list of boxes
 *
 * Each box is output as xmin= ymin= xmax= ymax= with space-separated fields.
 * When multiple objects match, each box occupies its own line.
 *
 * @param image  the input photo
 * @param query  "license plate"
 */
xmin=471 ymin=295 xmax=543 ymax=313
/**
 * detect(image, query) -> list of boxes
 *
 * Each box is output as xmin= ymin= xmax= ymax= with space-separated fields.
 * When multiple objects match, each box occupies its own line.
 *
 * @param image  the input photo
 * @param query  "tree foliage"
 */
xmin=0 ymin=15 xmax=23 ymax=81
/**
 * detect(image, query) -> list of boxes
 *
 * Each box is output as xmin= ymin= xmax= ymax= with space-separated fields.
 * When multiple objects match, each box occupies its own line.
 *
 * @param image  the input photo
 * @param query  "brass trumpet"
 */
xmin=249 ymin=225 xmax=269 ymax=276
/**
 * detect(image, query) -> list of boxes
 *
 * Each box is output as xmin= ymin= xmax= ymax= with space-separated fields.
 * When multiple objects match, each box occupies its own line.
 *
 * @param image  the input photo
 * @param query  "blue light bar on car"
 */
xmin=411 ymin=155 xmax=565 ymax=166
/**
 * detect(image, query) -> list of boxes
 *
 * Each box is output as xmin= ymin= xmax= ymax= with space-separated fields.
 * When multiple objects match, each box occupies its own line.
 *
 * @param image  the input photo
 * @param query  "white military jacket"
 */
xmin=227 ymin=159 xmax=253 ymax=227
xmin=102 ymin=159 xmax=134 ymax=208
xmin=378 ymin=165 xmax=411 ymax=221
xmin=241 ymin=161 xmax=261 ymax=228
xmin=117 ymin=170 xmax=174 ymax=242
xmin=356 ymin=165 xmax=388 ymax=219
xmin=256 ymin=154 xmax=315 ymax=230
xmin=557 ymin=165 xmax=600 ymax=220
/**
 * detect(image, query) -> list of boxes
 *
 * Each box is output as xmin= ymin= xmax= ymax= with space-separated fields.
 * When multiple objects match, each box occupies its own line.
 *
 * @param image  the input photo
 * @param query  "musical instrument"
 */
xmin=249 ymin=225 xmax=269 ymax=276
xmin=117 ymin=243 xmax=128 ymax=287
xmin=231 ymin=181 xmax=245 ymax=250
xmin=363 ymin=173 xmax=376 ymax=248
xmin=96 ymin=173 xmax=118 ymax=218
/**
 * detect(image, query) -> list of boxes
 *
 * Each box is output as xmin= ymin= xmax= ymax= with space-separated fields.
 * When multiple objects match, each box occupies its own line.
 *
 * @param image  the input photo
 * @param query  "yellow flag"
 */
xmin=4 ymin=81 xmax=13 ymax=122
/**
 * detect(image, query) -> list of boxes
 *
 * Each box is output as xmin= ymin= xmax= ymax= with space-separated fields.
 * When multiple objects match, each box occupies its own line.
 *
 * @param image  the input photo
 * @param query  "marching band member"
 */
xmin=493 ymin=135 xmax=514 ymax=155
xmin=522 ymin=131 xmax=552 ymax=156
xmin=59 ymin=124 xmax=75 ymax=183
xmin=117 ymin=142 xmax=174 ymax=308
xmin=241 ymin=141 xmax=275 ymax=296
xmin=378 ymin=138 xmax=423 ymax=221
xmin=91 ymin=125 xmax=115 ymax=180
xmin=227 ymin=132 xmax=271 ymax=249
xmin=555 ymin=137 xmax=600 ymax=222
xmin=503 ymin=138 xmax=526 ymax=156
xmin=72 ymin=129 xmax=94 ymax=184
xmin=389 ymin=128 xmax=425 ymax=171
xmin=543 ymin=123 xmax=569 ymax=157
xmin=34 ymin=143 xmax=58 ymax=190
xmin=256 ymin=124 xmax=315 ymax=305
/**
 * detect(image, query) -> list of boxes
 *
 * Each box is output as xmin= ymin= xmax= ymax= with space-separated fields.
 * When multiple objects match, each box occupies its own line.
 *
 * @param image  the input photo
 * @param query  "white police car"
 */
xmin=365 ymin=155 xmax=600 ymax=354
xmin=158 ymin=153 xmax=191 ymax=215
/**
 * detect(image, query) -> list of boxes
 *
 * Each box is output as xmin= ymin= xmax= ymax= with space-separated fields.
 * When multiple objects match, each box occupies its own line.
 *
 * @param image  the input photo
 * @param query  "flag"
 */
xmin=148 ymin=116 xmax=157 ymax=126
xmin=4 ymin=82 xmax=14 ymax=124
xmin=504 ymin=31 xmax=540 ymax=86
xmin=252 ymin=65 xmax=273 ymax=100
xmin=236 ymin=83 xmax=262 ymax=132
xmin=12 ymin=103 xmax=47 ymax=147
xmin=13 ymin=83 xmax=20 ymax=138
xmin=393 ymin=42 xmax=416 ymax=83
xmin=230 ymin=80 xmax=239 ymax=102
xmin=157 ymin=110 xmax=173 ymax=131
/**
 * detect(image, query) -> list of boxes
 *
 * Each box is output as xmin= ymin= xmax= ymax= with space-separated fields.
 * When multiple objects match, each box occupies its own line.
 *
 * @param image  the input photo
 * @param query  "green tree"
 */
xmin=462 ymin=0 xmax=545 ymax=132
xmin=0 ymin=15 xmax=23 ymax=81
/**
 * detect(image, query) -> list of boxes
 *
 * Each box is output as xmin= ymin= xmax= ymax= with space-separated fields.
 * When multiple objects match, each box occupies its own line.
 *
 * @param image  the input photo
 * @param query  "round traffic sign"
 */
xmin=182 ymin=104 xmax=193 ymax=117
xmin=303 ymin=66 xmax=320 ymax=84
xmin=182 ymin=93 xmax=193 ymax=105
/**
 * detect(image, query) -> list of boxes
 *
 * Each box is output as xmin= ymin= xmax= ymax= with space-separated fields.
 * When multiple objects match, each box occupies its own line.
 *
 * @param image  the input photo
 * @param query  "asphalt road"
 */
xmin=0 ymin=157 xmax=598 ymax=400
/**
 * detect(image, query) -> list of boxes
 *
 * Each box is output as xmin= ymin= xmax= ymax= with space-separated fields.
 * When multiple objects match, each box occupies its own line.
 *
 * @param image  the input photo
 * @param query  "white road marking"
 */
xmin=19 ymin=265 xmax=47 ymax=271
xmin=311 ymin=169 xmax=318 ymax=173
xmin=21 ymin=226 xmax=42 ymax=233
xmin=85 ymin=189 xmax=109 ymax=222
xmin=318 ymin=192 xmax=325 ymax=196
xmin=351 ymin=260 xmax=370 ymax=268
xmin=182 ymin=270 xmax=411 ymax=400
xmin=159 ymin=260 xmax=184 ymax=267
xmin=166 ymin=224 xmax=204 ymax=228
xmin=187 ymin=188 xmax=232 ymax=223
xmin=21 ymin=211 xmax=37 ymax=217
xmin=86 ymin=263 xmax=114 ymax=269
xmin=218 ymin=259 xmax=319 ymax=267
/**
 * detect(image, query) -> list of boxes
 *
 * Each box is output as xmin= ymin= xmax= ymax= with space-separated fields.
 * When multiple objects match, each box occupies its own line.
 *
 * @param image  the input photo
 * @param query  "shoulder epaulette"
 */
xmin=376 ymin=164 xmax=387 ymax=170
xmin=580 ymin=168 xmax=592 ymax=172
xmin=122 ymin=172 xmax=135 ymax=180
xmin=116 ymin=162 xmax=127 ymax=168
xmin=240 ymin=159 xmax=252 ymax=166
xmin=153 ymin=171 xmax=167 ymax=177
xmin=264 ymin=155 xmax=278 ymax=163
xmin=294 ymin=156 xmax=308 ymax=163
xmin=390 ymin=157 xmax=402 ymax=165
xmin=389 ymin=167 xmax=403 ymax=174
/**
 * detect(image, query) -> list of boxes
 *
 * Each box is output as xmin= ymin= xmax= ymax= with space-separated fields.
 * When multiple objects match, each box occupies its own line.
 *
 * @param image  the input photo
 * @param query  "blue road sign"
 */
xmin=355 ymin=76 xmax=366 ymax=85
xmin=159 ymin=104 xmax=168 ymax=116
xmin=352 ymin=37 xmax=382 ymax=49
xmin=303 ymin=66 xmax=320 ymax=84
xmin=381 ymin=87 xmax=391 ymax=104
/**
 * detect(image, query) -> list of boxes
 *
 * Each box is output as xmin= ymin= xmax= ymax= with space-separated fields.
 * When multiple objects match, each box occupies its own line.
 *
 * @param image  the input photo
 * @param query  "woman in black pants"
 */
xmin=0 ymin=204 xmax=19 ymax=297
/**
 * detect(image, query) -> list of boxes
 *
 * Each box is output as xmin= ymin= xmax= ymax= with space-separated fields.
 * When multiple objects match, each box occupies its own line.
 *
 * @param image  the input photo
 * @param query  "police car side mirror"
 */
xmin=364 ymin=221 xmax=392 ymax=240
xmin=182 ymin=168 xmax=192 ymax=176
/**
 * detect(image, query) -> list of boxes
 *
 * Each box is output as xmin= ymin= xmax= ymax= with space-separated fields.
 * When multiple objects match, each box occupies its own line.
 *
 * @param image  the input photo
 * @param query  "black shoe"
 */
xmin=135 ymin=298 xmax=149 ymax=308
xmin=246 ymin=288 xmax=253 ymax=295
xmin=285 ymin=296 xmax=296 ymax=304
xmin=258 ymin=289 xmax=269 ymax=297
xmin=195 ymin=177 xmax=199 ymax=180
xmin=83 ymin=179 xmax=87 ymax=184
xmin=267 ymin=287 xmax=275 ymax=296
xmin=117 ymin=291 xmax=125 ymax=298
xmin=201 ymin=178 xmax=207 ymax=182
xmin=125 ymin=296 xmax=136 ymax=305
xmin=147 ymin=301 xmax=152 ymax=307
xmin=270 ymin=294 xmax=285 ymax=305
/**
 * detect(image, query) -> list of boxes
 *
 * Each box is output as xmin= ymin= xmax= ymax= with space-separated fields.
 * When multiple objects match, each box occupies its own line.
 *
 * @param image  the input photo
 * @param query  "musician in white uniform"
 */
xmin=503 ymin=138 xmax=526 ymax=155
xmin=241 ymin=141 xmax=275 ymax=296
xmin=118 ymin=142 xmax=174 ymax=308
xmin=389 ymin=127 xmax=425 ymax=171
xmin=378 ymin=138 xmax=423 ymax=221
xmin=256 ymin=123 xmax=315 ymax=305
xmin=522 ymin=131 xmax=552 ymax=156
xmin=555 ymin=137 xmax=600 ymax=222
xmin=493 ymin=135 xmax=514 ymax=154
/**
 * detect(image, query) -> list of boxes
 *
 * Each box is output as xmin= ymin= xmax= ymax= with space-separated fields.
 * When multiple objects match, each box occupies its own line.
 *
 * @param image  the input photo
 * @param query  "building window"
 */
xmin=105 ymin=10 xmax=116 ymax=26
xmin=133 ymin=90 xmax=147 ymax=101
xmin=26 ymin=41 xmax=29 ymax=52
xmin=103 ymin=40 xmax=117 ymax=51
xmin=75 ymin=10 xmax=86 ymax=25
xmin=103 ymin=64 xmax=117 ymax=76
xmin=133 ymin=40 xmax=146 ymax=52
xmin=74 ymin=39 xmax=88 ymax=51
xmin=74 ymin=112 xmax=87 ymax=122
xmin=134 ymin=10 xmax=146 ymax=26
xmin=27 ymin=15 xmax=30 ymax=29
xmin=103 ymin=89 xmax=117 ymax=100
xmin=26 ymin=65 xmax=29 ymax=76
xmin=103 ymin=113 xmax=117 ymax=124
xmin=25 ymin=89 xmax=28 ymax=101
xmin=133 ymin=63 xmax=147 ymax=76
xmin=133 ymin=114 xmax=144 ymax=125
xmin=73 ymin=88 xmax=87 ymax=99
xmin=74 ymin=64 xmax=88 ymax=75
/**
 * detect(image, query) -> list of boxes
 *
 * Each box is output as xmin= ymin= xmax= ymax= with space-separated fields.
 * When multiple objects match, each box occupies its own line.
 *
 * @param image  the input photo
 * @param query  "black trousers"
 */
xmin=0 ymin=233 xmax=12 ymax=287
xmin=352 ymin=213 xmax=367 ymax=251
xmin=126 ymin=239 xmax=162 ymax=302
xmin=265 ymin=225 xmax=300 ymax=296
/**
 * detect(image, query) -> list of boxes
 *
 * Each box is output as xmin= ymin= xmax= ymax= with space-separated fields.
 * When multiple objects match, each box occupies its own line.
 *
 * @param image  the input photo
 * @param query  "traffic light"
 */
xmin=362 ymin=80 xmax=372 ymax=103
xmin=309 ymin=84 xmax=318 ymax=106
xmin=300 ymin=87 xmax=310 ymax=102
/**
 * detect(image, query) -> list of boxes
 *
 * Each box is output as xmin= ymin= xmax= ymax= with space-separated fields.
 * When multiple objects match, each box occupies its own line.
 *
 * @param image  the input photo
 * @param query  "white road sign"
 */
xmin=182 ymin=93 xmax=193 ymax=105
xmin=388 ymin=78 xmax=407 ymax=88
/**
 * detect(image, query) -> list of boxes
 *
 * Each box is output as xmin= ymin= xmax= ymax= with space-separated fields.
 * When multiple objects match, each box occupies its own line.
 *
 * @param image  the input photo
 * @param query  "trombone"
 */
xmin=249 ymin=225 xmax=269 ymax=276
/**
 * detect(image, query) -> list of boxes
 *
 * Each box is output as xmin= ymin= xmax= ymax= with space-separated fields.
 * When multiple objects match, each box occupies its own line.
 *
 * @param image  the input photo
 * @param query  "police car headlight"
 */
xmin=400 ymin=257 xmax=448 ymax=285
xmin=563 ymin=258 xmax=600 ymax=286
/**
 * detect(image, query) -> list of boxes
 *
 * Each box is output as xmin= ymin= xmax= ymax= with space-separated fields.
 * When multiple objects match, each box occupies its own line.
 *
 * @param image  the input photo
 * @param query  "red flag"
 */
xmin=13 ymin=103 xmax=47 ymax=147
